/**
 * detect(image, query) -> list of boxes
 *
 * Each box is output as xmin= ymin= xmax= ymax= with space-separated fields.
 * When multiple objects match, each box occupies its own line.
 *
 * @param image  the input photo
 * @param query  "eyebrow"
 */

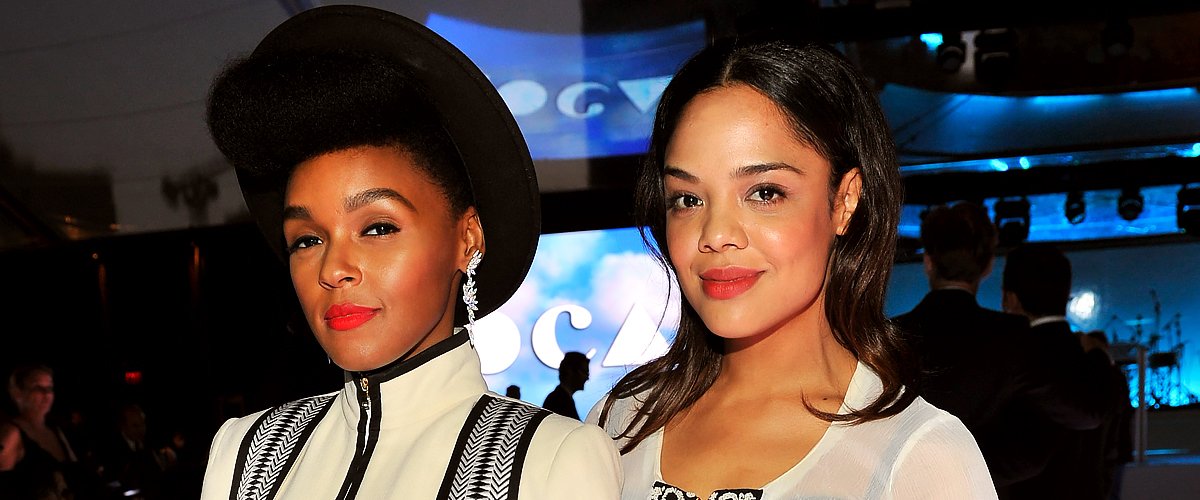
xmin=345 ymin=187 xmax=416 ymax=213
xmin=663 ymin=166 xmax=699 ymax=183
xmin=663 ymin=162 xmax=804 ymax=183
xmin=733 ymin=162 xmax=805 ymax=178
xmin=283 ymin=187 xmax=416 ymax=222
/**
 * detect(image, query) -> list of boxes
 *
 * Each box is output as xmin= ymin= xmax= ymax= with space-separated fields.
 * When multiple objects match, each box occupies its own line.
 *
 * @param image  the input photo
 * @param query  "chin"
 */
xmin=331 ymin=358 xmax=367 ymax=372
xmin=694 ymin=305 xmax=763 ymax=338
xmin=700 ymin=326 xmax=768 ymax=340
xmin=324 ymin=342 xmax=399 ymax=373
xmin=331 ymin=354 xmax=395 ymax=373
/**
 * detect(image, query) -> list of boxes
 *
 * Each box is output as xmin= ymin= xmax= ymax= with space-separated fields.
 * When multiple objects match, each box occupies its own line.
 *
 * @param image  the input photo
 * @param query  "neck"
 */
xmin=15 ymin=413 xmax=47 ymax=429
xmin=717 ymin=303 xmax=856 ymax=399
xmin=930 ymin=278 xmax=979 ymax=295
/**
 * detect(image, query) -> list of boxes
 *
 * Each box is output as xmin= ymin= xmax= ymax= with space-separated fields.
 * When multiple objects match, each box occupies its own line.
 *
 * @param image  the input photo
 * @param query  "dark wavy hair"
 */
xmin=599 ymin=38 xmax=915 ymax=453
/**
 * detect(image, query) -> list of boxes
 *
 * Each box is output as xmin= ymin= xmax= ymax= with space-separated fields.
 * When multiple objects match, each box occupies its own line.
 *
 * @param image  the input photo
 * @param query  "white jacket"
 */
xmin=202 ymin=333 xmax=622 ymax=499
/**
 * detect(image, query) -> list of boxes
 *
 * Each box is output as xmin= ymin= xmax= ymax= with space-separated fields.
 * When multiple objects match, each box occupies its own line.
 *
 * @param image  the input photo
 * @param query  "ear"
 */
xmin=922 ymin=254 xmax=934 ymax=279
xmin=456 ymin=207 xmax=485 ymax=272
xmin=834 ymin=168 xmax=862 ymax=236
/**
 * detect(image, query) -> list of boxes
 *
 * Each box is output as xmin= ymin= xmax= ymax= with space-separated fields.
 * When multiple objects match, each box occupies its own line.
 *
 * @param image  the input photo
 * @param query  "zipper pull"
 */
xmin=360 ymin=377 xmax=369 ymax=392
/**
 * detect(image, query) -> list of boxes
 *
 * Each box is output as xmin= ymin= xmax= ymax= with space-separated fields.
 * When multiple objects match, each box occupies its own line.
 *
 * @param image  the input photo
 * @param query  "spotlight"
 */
xmin=936 ymin=32 xmax=966 ymax=73
xmin=973 ymin=28 xmax=1018 ymax=89
xmin=1117 ymin=187 xmax=1144 ymax=221
xmin=1178 ymin=185 xmax=1200 ymax=235
xmin=994 ymin=196 xmax=1031 ymax=247
xmin=1064 ymin=190 xmax=1086 ymax=224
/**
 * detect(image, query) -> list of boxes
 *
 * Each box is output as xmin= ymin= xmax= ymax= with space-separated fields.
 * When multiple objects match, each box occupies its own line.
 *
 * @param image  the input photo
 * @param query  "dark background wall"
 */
xmin=0 ymin=222 xmax=341 ymax=451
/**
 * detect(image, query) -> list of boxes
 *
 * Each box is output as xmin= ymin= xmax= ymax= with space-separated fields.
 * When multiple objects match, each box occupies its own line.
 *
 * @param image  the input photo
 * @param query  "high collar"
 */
xmin=338 ymin=331 xmax=487 ymax=430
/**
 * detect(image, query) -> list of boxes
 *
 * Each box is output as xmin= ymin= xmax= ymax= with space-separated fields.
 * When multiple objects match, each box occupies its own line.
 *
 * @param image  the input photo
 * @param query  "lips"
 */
xmin=324 ymin=303 xmax=380 ymax=331
xmin=699 ymin=266 xmax=763 ymax=300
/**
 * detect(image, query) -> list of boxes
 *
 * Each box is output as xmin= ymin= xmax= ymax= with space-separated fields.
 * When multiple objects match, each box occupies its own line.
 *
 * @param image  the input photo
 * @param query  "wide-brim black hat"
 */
xmin=218 ymin=5 xmax=539 ymax=325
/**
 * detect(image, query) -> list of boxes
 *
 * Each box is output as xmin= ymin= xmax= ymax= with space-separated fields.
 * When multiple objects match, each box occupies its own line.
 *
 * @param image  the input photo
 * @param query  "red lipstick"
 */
xmin=324 ymin=303 xmax=379 ymax=331
xmin=699 ymin=266 xmax=763 ymax=300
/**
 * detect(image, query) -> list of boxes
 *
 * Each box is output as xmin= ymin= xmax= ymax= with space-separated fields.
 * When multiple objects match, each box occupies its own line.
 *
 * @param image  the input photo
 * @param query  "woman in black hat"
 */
xmin=589 ymin=38 xmax=995 ymax=498
xmin=200 ymin=6 xmax=620 ymax=499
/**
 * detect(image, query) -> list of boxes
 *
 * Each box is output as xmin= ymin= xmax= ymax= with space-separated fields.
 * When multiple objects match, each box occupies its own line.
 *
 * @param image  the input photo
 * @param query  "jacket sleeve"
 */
xmin=544 ymin=423 xmax=623 ymax=498
xmin=199 ymin=411 xmax=268 ymax=500
xmin=199 ymin=417 xmax=238 ymax=500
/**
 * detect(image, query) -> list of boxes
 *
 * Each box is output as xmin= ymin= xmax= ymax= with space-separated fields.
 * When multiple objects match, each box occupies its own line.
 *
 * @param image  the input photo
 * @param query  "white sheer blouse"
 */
xmin=588 ymin=362 xmax=997 ymax=500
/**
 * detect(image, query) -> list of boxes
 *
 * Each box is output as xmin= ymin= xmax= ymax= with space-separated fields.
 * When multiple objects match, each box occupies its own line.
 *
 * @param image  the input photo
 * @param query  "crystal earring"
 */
xmin=462 ymin=250 xmax=482 ymax=346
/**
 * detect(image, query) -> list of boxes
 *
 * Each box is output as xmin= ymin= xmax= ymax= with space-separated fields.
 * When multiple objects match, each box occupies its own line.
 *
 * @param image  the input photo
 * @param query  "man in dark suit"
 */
xmin=893 ymin=202 xmax=1108 ymax=494
xmin=541 ymin=351 xmax=590 ymax=420
xmin=1000 ymin=243 xmax=1118 ymax=500
xmin=1081 ymin=330 xmax=1135 ymax=500
xmin=98 ymin=402 xmax=169 ymax=499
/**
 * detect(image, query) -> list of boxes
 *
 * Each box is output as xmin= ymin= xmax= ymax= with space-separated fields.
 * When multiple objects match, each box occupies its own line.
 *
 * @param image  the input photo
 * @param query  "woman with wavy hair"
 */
xmin=589 ymin=37 xmax=995 ymax=499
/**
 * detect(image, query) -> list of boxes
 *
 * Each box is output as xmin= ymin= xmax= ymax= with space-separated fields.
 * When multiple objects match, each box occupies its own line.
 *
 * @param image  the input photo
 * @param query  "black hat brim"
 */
xmin=234 ymin=5 xmax=540 ymax=325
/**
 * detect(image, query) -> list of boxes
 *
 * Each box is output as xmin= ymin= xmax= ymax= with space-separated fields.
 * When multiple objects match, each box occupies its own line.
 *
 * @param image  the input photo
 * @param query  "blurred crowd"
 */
xmin=1 ymin=363 xmax=204 ymax=500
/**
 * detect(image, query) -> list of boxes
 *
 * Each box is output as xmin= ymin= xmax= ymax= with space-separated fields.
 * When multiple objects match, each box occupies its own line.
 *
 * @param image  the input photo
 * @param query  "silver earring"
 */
xmin=462 ymin=250 xmax=482 ymax=346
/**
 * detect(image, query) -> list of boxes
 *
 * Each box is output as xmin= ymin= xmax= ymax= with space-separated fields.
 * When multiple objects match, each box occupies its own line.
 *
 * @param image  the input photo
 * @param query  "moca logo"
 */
xmin=472 ymin=303 xmax=672 ymax=375
xmin=495 ymin=76 xmax=673 ymax=118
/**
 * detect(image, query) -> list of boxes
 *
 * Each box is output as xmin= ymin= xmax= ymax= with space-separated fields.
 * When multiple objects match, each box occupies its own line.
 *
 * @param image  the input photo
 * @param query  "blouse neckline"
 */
xmin=653 ymin=360 xmax=879 ymax=495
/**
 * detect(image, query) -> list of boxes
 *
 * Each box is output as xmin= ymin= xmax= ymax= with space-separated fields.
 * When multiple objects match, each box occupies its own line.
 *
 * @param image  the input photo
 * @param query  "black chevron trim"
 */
xmin=437 ymin=395 xmax=551 ymax=500
xmin=230 ymin=393 xmax=336 ymax=500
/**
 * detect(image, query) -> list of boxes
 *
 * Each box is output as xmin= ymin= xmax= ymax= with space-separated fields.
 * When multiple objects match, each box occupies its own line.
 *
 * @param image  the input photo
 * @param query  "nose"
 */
xmin=318 ymin=239 xmax=362 ymax=289
xmin=698 ymin=202 xmax=747 ymax=253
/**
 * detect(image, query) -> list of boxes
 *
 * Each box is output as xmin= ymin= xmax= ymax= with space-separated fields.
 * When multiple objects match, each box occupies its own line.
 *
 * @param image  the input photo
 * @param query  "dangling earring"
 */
xmin=462 ymin=250 xmax=482 ymax=346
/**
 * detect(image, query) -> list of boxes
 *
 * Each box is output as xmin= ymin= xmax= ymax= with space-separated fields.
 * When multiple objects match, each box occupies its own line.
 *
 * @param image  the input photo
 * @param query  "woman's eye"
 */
xmin=748 ymin=186 xmax=784 ymax=203
xmin=669 ymin=194 xmax=703 ymax=210
xmin=363 ymin=222 xmax=399 ymax=236
xmin=287 ymin=235 xmax=321 ymax=253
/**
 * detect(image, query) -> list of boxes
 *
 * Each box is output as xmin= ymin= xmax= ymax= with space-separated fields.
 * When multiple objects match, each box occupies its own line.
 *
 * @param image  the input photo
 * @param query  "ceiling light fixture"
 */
xmin=1064 ymin=190 xmax=1086 ymax=225
xmin=936 ymin=32 xmax=966 ymax=73
xmin=994 ymin=196 xmax=1031 ymax=247
xmin=973 ymin=28 xmax=1018 ymax=89
xmin=1117 ymin=186 xmax=1144 ymax=222
xmin=1101 ymin=18 xmax=1135 ymax=58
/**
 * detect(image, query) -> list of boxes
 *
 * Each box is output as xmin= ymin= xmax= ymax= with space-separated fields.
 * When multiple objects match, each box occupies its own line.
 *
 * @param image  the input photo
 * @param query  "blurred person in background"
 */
xmin=894 ymin=202 xmax=1108 ymax=495
xmin=542 ymin=351 xmax=590 ymax=420
xmin=6 ymin=362 xmax=91 ymax=499
xmin=1000 ymin=243 xmax=1117 ymax=500
xmin=1081 ymin=330 xmax=1135 ymax=500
